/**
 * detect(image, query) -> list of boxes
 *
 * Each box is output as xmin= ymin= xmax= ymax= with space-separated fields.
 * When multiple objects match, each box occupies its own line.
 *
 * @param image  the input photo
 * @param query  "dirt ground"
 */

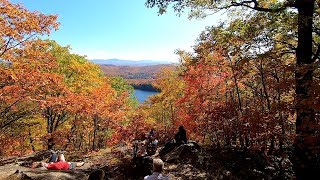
xmin=0 ymin=145 xmax=294 ymax=180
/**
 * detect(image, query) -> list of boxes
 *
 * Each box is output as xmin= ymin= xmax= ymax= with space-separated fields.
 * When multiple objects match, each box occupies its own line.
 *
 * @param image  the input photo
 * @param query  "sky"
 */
xmin=12 ymin=0 xmax=223 ymax=62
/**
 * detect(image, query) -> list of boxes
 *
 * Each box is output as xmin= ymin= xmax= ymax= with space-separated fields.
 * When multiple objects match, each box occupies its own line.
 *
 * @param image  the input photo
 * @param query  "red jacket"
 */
xmin=46 ymin=161 xmax=70 ymax=170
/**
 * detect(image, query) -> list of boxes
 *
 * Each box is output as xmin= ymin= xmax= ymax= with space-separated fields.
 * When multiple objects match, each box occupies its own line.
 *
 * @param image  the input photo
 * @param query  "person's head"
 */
xmin=152 ymin=158 xmax=164 ymax=173
xmin=140 ymin=132 xmax=147 ymax=139
xmin=57 ymin=154 xmax=66 ymax=162
xmin=179 ymin=125 xmax=184 ymax=131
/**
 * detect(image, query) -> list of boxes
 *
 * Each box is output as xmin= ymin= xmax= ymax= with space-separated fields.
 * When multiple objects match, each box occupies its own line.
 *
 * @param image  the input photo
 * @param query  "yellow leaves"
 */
xmin=43 ymin=41 xmax=105 ymax=94
xmin=144 ymin=117 xmax=157 ymax=127
xmin=258 ymin=0 xmax=279 ymax=8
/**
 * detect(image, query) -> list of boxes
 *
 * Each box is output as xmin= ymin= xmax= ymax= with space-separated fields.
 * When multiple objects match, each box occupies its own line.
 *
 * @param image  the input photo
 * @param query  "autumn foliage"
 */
xmin=1 ymin=2 xmax=320 ymax=179
xmin=143 ymin=8 xmax=319 ymax=172
xmin=0 ymin=0 xmax=140 ymax=155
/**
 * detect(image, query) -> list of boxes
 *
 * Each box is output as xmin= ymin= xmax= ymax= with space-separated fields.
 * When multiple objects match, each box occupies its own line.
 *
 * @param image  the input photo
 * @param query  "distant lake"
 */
xmin=134 ymin=89 xmax=158 ymax=103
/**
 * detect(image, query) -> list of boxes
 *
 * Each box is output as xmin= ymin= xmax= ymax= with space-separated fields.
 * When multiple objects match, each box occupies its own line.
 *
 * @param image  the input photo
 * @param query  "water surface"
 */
xmin=134 ymin=89 xmax=158 ymax=103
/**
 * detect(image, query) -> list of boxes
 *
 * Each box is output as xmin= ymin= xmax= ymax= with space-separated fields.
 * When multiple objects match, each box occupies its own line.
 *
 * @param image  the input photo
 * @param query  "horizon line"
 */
xmin=89 ymin=58 xmax=178 ymax=62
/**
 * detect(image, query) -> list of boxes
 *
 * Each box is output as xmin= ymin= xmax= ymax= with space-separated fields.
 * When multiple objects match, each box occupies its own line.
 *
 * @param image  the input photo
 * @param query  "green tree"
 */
xmin=44 ymin=40 xmax=104 ymax=94
xmin=110 ymin=76 xmax=138 ymax=107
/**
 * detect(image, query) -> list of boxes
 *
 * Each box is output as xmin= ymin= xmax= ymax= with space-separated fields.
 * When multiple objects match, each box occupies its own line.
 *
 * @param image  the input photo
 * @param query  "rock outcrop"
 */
xmin=159 ymin=141 xmax=201 ymax=162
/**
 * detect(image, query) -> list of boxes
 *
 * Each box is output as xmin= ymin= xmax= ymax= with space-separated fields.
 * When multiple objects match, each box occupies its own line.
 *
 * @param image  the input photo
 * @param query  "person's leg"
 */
xmin=49 ymin=153 xmax=58 ymax=163
xmin=57 ymin=154 xmax=66 ymax=162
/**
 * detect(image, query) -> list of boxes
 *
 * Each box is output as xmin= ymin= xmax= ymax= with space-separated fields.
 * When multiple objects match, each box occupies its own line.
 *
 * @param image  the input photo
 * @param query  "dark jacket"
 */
xmin=175 ymin=127 xmax=187 ymax=143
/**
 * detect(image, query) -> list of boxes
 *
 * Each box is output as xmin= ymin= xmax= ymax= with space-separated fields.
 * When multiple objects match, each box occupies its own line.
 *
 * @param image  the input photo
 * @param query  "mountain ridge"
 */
xmin=90 ymin=58 xmax=176 ymax=66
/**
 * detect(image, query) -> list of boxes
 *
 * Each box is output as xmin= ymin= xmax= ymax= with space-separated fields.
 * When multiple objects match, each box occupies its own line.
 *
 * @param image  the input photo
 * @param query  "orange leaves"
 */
xmin=0 ymin=1 xmax=139 ymax=153
xmin=0 ymin=0 xmax=59 ymax=58
xmin=0 ymin=41 xmax=64 ymax=131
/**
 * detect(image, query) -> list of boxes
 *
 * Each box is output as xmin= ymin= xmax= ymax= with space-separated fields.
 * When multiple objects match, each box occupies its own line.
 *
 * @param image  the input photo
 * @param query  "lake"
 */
xmin=134 ymin=89 xmax=158 ymax=103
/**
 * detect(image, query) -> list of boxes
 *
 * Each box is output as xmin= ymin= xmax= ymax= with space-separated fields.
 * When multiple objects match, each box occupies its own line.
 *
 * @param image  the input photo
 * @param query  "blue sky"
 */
xmin=13 ymin=0 xmax=223 ymax=62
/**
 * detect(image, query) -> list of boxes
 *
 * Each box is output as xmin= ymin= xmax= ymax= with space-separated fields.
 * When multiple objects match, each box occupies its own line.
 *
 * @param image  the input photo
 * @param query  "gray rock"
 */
xmin=160 ymin=142 xmax=201 ymax=162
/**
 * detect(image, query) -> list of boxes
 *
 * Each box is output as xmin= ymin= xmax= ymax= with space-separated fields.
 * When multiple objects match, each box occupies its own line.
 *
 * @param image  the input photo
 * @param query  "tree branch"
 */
xmin=0 ymin=37 xmax=13 ymax=58
xmin=0 ymin=34 xmax=36 ymax=58
xmin=228 ymin=0 xmax=296 ymax=12
xmin=0 ymin=111 xmax=29 ymax=130
xmin=0 ymin=98 xmax=23 ymax=117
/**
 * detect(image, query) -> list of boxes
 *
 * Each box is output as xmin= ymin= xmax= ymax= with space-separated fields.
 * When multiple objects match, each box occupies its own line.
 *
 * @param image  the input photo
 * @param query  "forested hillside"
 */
xmin=91 ymin=59 xmax=173 ymax=66
xmin=100 ymin=64 xmax=177 ymax=91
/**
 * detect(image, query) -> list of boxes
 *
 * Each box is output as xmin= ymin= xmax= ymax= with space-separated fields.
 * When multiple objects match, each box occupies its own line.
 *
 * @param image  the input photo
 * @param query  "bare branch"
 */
xmin=228 ymin=0 xmax=296 ymax=12
xmin=0 ymin=111 xmax=30 ymax=130
xmin=0 ymin=98 xmax=23 ymax=117
xmin=0 ymin=34 xmax=36 ymax=58
xmin=0 ymin=37 xmax=13 ymax=58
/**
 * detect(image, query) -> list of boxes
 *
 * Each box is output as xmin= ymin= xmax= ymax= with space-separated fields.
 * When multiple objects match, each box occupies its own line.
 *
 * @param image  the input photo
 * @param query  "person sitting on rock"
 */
xmin=174 ymin=125 xmax=187 ymax=144
xmin=147 ymin=129 xmax=156 ymax=139
xmin=144 ymin=158 xmax=169 ymax=180
xmin=146 ymin=128 xmax=158 ymax=155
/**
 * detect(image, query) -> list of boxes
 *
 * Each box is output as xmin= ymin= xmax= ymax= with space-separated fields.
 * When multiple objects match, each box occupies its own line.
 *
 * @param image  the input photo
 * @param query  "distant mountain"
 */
xmin=99 ymin=64 xmax=178 ymax=91
xmin=90 ymin=59 xmax=174 ymax=66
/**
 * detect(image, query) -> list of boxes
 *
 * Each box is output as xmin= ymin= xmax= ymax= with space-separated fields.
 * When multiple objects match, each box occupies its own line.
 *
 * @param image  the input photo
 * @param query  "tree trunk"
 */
xmin=293 ymin=1 xmax=319 ymax=179
xmin=268 ymin=135 xmax=275 ymax=155
xmin=46 ymin=108 xmax=55 ymax=150
xmin=259 ymin=59 xmax=271 ymax=111
xmin=273 ymin=70 xmax=286 ymax=152
xmin=28 ymin=129 xmax=35 ymax=152
xmin=48 ymin=138 xmax=54 ymax=150
xmin=92 ymin=116 xmax=98 ymax=150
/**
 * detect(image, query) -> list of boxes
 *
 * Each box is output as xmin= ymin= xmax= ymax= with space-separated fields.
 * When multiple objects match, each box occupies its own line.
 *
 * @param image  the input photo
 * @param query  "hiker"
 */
xmin=133 ymin=139 xmax=148 ymax=157
xmin=174 ymin=125 xmax=187 ymax=144
xmin=43 ymin=153 xmax=85 ymax=170
xmin=148 ymin=129 xmax=156 ymax=138
xmin=132 ymin=140 xmax=153 ymax=177
xmin=146 ymin=128 xmax=158 ymax=155
xmin=32 ymin=153 xmax=84 ymax=170
xmin=144 ymin=158 xmax=169 ymax=180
